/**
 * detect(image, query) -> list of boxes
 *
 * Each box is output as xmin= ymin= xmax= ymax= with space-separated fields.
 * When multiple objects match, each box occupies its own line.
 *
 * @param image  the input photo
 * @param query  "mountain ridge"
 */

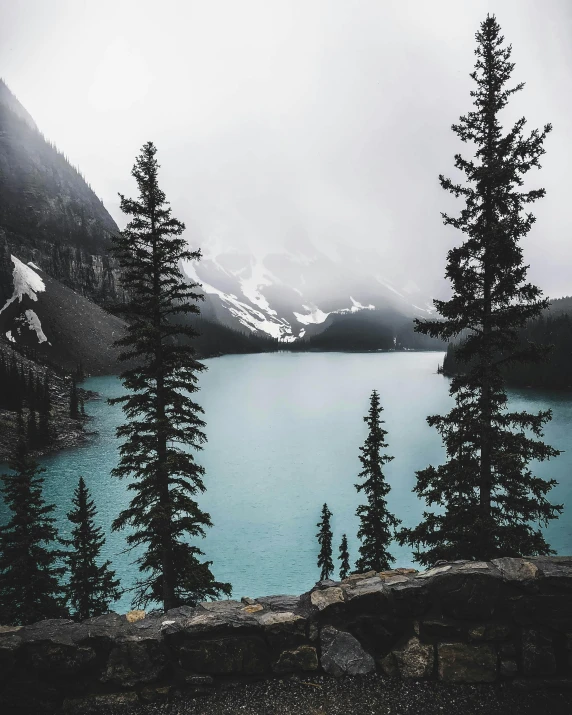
xmin=0 ymin=78 xmax=121 ymax=305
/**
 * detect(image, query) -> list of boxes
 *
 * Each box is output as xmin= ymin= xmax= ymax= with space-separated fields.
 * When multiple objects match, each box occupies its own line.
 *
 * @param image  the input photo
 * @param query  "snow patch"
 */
xmin=181 ymin=259 xmax=293 ymax=340
xmin=239 ymin=261 xmax=277 ymax=316
xmin=0 ymin=256 xmax=46 ymax=315
xmin=5 ymin=331 xmax=14 ymax=343
xmin=28 ymin=262 xmax=41 ymax=270
xmin=24 ymin=309 xmax=49 ymax=344
xmin=293 ymin=305 xmax=331 ymax=326
xmin=348 ymin=297 xmax=375 ymax=312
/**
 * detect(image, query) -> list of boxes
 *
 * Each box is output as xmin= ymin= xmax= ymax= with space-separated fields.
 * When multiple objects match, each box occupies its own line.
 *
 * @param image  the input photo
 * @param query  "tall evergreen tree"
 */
xmin=27 ymin=407 xmax=38 ymax=448
xmin=64 ymin=477 xmax=121 ymax=620
xmin=110 ymin=142 xmax=231 ymax=610
xmin=398 ymin=16 xmax=561 ymax=565
xmin=338 ymin=534 xmax=350 ymax=580
xmin=69 ymin=378 xmax=79 ymax=419
xmin=316 ymin=503 xmax=334 ymax=580
xmin=38 ymin=372 xmax=52 ymax=446
xmin=355 ymin=390 xmax=400 ymax=572
xmin=0 ymin=415 xmax=66 ymax=624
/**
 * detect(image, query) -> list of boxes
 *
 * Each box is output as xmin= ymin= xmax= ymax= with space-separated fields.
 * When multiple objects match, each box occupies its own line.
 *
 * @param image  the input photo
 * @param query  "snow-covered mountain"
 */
xmin=182 ymin=237 xmax=435 ymax=342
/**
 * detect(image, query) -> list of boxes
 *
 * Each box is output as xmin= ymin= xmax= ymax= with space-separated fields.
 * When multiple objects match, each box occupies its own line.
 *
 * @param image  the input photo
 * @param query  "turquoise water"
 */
xmin=1 ymin=351 xmax=571 ymax=612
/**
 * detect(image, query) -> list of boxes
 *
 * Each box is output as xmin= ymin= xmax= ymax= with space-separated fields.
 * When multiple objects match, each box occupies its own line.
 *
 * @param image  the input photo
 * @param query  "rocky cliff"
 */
xmin=0 ymin=80 xmax=121 ymax=305
xmin=1 ymin=557 xmax=572 ymax=713
xmin=0 ymin=233 xmax=126 ymax=375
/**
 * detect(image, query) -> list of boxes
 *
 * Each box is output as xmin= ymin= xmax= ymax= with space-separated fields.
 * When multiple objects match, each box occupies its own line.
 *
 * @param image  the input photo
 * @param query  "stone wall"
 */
xmin=1 ymin=556 xmax=572 ymax=713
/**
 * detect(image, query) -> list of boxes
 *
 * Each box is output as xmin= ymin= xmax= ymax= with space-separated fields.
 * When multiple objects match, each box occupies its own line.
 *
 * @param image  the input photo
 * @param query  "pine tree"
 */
xmin=110 ymin=142 xmax=231 ymax=610
xmin=27 ymin=408 xmax=38 ymax=448
xmin=316 ymin=503 xmax=334 ymax=581
xmin=338 ymin=534 xmax=350 ymax=580
xmin=38 ymin=372 xmax=52 ymax=446
xmin=398 ymin=15 xmax=562 ymax=565
xmin=64 ymin=477 xmax=121 ymax=620
xmin=69 ymin=378 xmax=79 ymax=419
xmin=0 ymin=415 xmax=66 ymax=624
xmin=355 ymin=390 xmax=400 ymax=572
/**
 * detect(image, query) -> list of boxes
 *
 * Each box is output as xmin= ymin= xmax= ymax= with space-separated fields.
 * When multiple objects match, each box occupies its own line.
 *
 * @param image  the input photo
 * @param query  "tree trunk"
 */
xmin=479 ymin=40 xmax=495 ymax=556
xmin=151 ymin=208 xmax=175 ymax=612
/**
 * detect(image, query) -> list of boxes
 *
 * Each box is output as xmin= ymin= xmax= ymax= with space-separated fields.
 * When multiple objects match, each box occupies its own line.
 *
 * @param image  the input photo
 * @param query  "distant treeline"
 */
xmin=0 ymin=350 xmax=54 ymax=448
xmin=189 ymin=310 xmax=444 ymax=358
xmin=442 ymin=297 xmax=572 ymax=389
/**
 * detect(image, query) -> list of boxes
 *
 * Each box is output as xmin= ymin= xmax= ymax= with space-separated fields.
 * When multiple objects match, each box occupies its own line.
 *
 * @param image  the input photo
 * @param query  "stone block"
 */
xmin=521 ymin=629 xmax=556 ymax=676
xmin=242 ymin=604 xmax=264 ymax=614
xmin=381 ymin=636 xmax=434 ymax=679
xmin=491 ymin=558 xmax=538 ymax=581
xmin=391 ymin=580 xmax=429 ymax=617
xmin=176 ymin=635 xmax=269 ymax=675
xmin=416 ymin=565 xmax=452 ymax=579
xmin=500 ymin=659 xmax=518 ymax=677
xmin=436 ymin=573 xmax=501 ymax=620
xmin=310 ymin=587 xmax=344 ymax=611
xmin=255 ymin=611 xmax=306 ymax=650
xmin=420 ymin=620 xmax=467 ymax=643
xmin=273 ymin=645 xmax=318 ymax=673
xmin=320 ymin=625 xmax=375 ymax=677
xmin=255 ymin=595 xmax=300 ymax=611
xmin=101 ymin=637 xmax=167 ymax=687
xmin=468 ymin=623 xmax=511 ymax=642
xmin=38 ymin=644 xmax=96 ymax=679
xmin=125 ymin=610 xmax=146 ymax=623
xmin=438 ymin=642 xmax=497 ymax=683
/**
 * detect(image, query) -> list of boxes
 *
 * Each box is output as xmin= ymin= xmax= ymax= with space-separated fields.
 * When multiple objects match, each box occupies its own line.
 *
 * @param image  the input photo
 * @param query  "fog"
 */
xmin=1 ymin=0 xmax=571 ymax=298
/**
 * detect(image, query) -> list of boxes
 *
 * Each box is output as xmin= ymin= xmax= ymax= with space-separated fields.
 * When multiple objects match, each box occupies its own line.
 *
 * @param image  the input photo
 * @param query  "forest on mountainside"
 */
xmin=441 ymin=298 xmax=572 ymax=389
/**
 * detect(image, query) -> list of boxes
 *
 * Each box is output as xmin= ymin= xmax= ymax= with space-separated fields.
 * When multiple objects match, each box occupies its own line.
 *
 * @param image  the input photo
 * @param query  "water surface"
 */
xmin=2 ymin=351 xmax=570 ymax=612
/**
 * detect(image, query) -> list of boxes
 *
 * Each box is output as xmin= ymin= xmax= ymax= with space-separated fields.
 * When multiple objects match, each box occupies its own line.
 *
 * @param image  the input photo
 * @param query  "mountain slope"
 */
xmin=0 ymin=236 xmax=126 ymax=374
xmin=0 ymin=79 xmax=121 ymax=305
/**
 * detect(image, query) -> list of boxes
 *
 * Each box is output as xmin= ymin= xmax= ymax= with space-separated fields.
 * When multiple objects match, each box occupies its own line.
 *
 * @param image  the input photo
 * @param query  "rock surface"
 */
xmin=2 ymin=557 xmax=572 ymax=713
xmin=320 ymin=625 xmax=376 ymax=676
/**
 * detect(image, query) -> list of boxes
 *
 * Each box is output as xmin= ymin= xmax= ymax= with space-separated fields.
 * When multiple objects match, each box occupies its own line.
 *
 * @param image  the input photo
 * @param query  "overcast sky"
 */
xmin=1 ymin=0 xmax=571 ymax=298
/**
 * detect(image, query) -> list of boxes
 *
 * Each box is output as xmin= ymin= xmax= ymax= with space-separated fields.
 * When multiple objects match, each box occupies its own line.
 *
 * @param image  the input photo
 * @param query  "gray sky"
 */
xmin=1 ymin=0 xmax=571 ymax=298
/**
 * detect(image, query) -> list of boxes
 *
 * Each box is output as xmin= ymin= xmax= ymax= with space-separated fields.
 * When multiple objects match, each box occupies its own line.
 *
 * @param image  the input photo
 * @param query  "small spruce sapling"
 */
xmin=316 ymin=503 xmax=334 ymax=581
xmin=338 ymin=534 xmax=350 ymax=580
xmin=355 ymin=390 xmax=400 ymax=572
xmin=64 ymin=477 xmax=121 ymax=620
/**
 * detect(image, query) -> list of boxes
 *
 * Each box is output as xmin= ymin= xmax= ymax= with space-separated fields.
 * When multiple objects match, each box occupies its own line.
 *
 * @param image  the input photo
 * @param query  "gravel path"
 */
xmin=77 ymin=674 xmax=572 ymax=715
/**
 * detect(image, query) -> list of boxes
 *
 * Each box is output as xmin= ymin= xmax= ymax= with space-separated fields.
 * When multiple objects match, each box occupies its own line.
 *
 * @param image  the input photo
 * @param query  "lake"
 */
xmin=1 ymin=351 xmax=571 ymax=612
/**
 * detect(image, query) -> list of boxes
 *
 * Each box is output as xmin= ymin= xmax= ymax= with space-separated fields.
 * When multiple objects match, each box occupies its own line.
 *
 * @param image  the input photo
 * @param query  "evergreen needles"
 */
xmin=0 ymin=415 xmax=66 ymax=625
xmin=110 ymin=142 xmax=231 ymax=610
xmin=338 ymin=534 xmax=350 ymax=580
xmin=316 ymin=503 xmax=334 ymax=580
xmin=63 ymin=477 xmax=121 ymax=620
xmin=398 ymin=15 xmax=562 ymax=564
xmin=355 ymin=390 xmax=400 ymax=572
